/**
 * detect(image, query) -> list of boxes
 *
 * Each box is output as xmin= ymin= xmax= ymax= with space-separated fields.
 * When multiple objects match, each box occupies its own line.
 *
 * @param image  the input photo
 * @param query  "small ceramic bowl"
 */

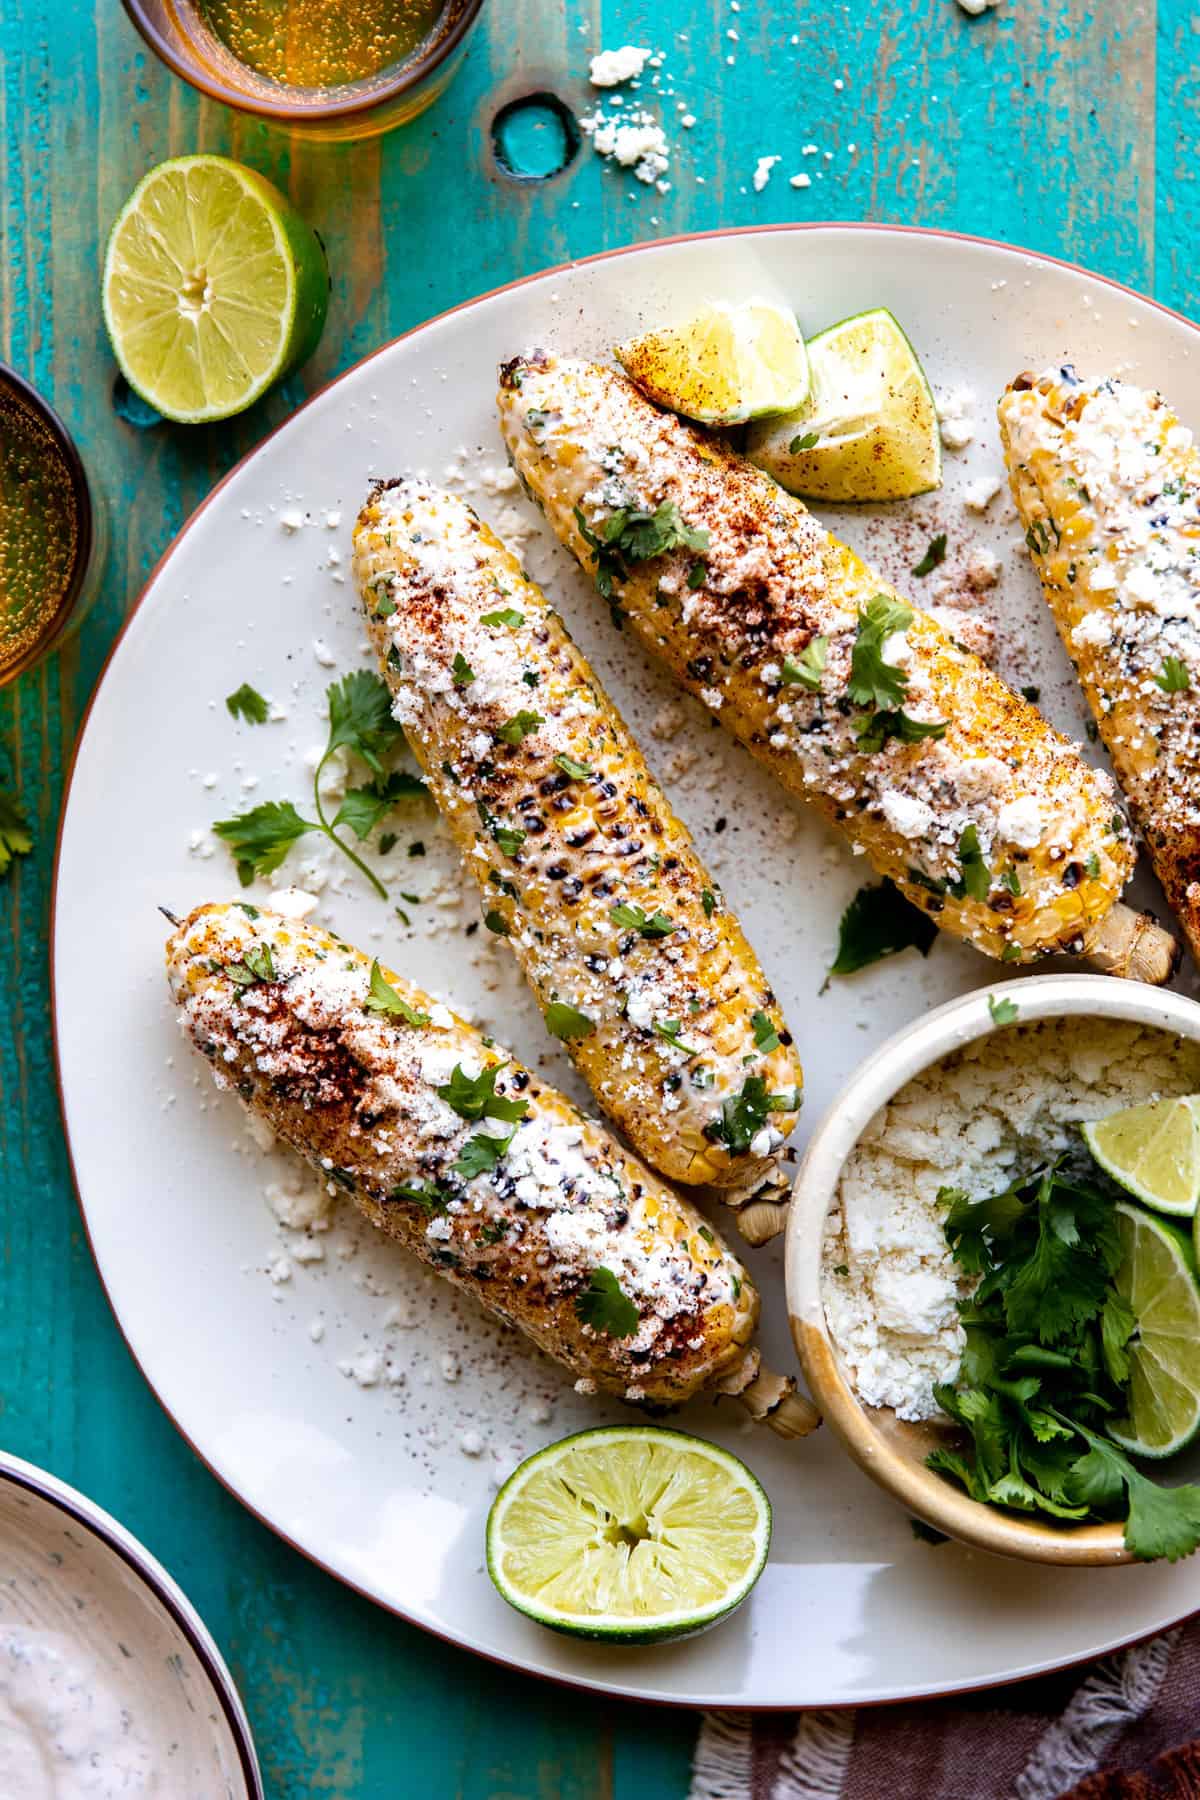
xmin=787 ymin=973 xmax=1200 ymax=1566
xmin=0 ymin=1451 xmax=262 ymax=1796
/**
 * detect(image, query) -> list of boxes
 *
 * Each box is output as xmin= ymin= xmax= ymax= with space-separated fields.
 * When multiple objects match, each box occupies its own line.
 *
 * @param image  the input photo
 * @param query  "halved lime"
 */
xmin=103 ymin=155 xmax=329 ymax=425
xmin=1082 ymin=1095 xmax=1200 ymax=1217
xmin=616 ymin=301 xmax=810 ymax=427
xmin=746 ymin=307 xmax=941 ymax=502
xmin=485 ymin=1425 xmax=771 ymax=1642
xmin=1108 ymin=1202 xmax=1200 ymax=1459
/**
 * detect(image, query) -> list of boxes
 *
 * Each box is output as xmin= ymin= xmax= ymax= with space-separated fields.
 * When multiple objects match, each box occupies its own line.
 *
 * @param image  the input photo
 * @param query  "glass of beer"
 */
xmin=0 ymin=365 xmax=106 ymax=688
xmin=120 ymin=0 xmax=486 ymax=140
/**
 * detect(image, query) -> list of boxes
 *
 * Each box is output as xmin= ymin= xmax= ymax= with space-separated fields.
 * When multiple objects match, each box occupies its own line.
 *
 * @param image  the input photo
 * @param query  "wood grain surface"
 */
xmin=0 ymin=1 xmax=1194 ymax=1792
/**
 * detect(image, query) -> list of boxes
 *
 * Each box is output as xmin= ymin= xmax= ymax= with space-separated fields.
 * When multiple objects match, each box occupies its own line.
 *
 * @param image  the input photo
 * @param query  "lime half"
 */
xmin=616 ymin=301 xmax=810 ymax=427
xmin=1082 ymin=1095 xmax=1200 ymax=1217
xmin=746 ymin=307 xmax=941 ymax=502
xmin=485 ymin=1425 xmax=771 ymax=1642
xmin=1108 ymin=1202 xmax=1200 ymax=1459
xmin=103 ymin=155 xmax=329 ymax=424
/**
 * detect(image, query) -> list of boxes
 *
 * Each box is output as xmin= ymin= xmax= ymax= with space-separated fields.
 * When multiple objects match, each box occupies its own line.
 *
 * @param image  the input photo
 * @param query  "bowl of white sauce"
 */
xmin=786 ymin=973 xmax=1200 ymax=1564
xmin=0 ymin=1450 xmax=262 ymax=1796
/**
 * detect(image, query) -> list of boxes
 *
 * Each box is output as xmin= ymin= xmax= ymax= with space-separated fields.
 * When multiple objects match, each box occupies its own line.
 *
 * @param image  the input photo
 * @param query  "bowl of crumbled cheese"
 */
xmin=787 ymin=974 xmax=1200 ymax=1564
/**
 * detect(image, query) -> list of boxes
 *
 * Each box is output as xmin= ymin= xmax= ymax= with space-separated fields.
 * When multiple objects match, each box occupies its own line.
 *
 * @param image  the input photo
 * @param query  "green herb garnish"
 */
xmin=1156 ymin=656 xmax=1190 ymax=693
xmin=452 ymin=652 xmax=475 ymax=687
xmin=988 ymin=994 xmax=1019 ymax=1025
xmin=225 ymin=682 xmax=270 ymax=724
xmin=781 ymin=636 xmax=828 ymax=691
xmin=949 ymin=824 xmax=990 ymax=902
xmin=496 ymin=710 xmax=544 ymax=746
xmin=827 ymin=879 xmax=938 ymax=978
xmin=365 ymin=959 xmax=430 ymax=1027
xmin=480 ymin=607 xmax=524 ymax=628
xmin=789 ymin=430 xmax=820 ymax=453
xmin=574 ymin=1266 xmax=639 ymax=1338
xmin=751 ymin=1010 xmax=780 ymax=1053
xmin=554 ymin=753 xmax=593 ymax=780
xmin=437 ymin=1062 xmax=528 ymax=1125
xmin=574 ymin=501 xmax=709 ymax=599
xmin=545 ymin=1001 xmax=595 ymax=1041
xmin=912 ymin=534 xmax=947 ymax=577
xmin=611 ymin=902 xmax=675 ymax=938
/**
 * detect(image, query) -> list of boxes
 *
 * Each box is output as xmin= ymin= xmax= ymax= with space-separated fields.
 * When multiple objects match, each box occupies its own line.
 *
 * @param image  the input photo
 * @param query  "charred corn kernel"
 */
xmin=1000 ymin=366 xmax=1200 ymax=961
xmin=352 ymin=481 xmax=803 ymax=1196
xmin=496 ymin=351 xmax=1136 ymax=966
xmin=167 ymin=903 xmax=761 ymax=1408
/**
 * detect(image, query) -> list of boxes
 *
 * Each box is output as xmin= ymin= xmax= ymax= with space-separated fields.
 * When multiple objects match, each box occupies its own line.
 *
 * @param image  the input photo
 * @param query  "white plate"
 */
xmin=0 ymin=1452 xmax=261 ymax=1795
xmin=54 ymin=225 xmax=1200 ymax=1708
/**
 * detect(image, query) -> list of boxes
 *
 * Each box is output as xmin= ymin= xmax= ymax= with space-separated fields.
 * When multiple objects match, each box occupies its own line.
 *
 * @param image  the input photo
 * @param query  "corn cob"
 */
xmin=496 ymin=351 xmax=1175 ymax=983
xmin=1000 ymin=366 xmax=1200 ymax=964
xmin=352 ymin=480 xmax=804 ymax=1233
xmin=165 ymin=902 xmax=815 ymax=1434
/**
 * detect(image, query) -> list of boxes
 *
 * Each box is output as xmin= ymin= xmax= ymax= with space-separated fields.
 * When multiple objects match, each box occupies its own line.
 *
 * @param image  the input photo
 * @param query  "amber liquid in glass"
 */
xmin=194 ymin=0 xmax=445 ymax=87
xmin=0 ymin=382 xmax=81 ymax=681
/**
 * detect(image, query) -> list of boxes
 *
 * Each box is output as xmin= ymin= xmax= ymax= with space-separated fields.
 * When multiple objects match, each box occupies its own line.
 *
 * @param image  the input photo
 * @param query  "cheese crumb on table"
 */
xmin=822 ymin=1017 xmax=1200 ymax=1421
xmin=588 ymin=45 xmax=651 ymax=85
xmin=753 ymin=154 xmax=781 ymax=192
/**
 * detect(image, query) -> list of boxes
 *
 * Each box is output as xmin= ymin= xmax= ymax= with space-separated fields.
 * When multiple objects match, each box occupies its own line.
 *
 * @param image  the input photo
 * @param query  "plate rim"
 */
xmin=51 ymin=220 xmax=1200 ymax=1711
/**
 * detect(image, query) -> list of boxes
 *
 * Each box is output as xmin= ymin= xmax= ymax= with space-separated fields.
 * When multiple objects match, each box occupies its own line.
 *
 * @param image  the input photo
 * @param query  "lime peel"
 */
xmin=616 ymin=301 xmax=810 ymax=427
xmin=1108 ymin=1201 xmax=1200 ymax=1460
xmin=1082 ymin=1094 xmax=1200 ymax=1218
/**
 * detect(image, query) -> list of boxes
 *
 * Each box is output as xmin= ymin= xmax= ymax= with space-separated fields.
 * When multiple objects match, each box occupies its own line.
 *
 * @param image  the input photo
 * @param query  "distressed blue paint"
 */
xmin=0 ymin=0 xmax=1196 ymax=1792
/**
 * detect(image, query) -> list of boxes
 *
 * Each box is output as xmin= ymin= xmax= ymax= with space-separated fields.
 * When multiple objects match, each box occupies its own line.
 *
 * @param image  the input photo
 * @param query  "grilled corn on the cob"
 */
xmin=352 ymin=481 xmax=804 ymax=1216
xmin=496 ymin=352 xmax=1170 ymax=980
xmin=1000 ymin=366 xmax=1200 ymax=963
xmin=166 ymin=902 xmax=815 ymax=1431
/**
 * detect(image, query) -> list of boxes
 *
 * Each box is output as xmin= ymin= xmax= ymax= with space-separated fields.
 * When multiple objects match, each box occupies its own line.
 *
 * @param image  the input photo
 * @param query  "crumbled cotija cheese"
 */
xmin=823 ymin=1018 xmax=1200 ymax=1421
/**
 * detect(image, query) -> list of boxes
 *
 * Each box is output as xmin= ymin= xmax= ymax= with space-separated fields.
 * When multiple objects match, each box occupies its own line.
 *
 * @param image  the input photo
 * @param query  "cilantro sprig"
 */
xmin=574 ymin=502 xmax=709 ymax=599
xmin=214 ymin=672 xmax=425 ymax=901
xmin=827 ymin=879 xmax=937 ymax=980
xmin=848 ymin=595 xmax=947 ymax=751
xmin=704 ymin=1075 xmax=798 ymax=1156
xmin=932 ymin=1163 xmax=1200 ymax=1561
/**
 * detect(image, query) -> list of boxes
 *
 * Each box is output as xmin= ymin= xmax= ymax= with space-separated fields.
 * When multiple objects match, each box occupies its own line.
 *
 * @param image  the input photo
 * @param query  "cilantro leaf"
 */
xmin=701 ymin=887 xmax=718 ymax=918
xmin=751 ymin=1009 xmax=780 ymax=1052
xmin=988 ymin=995 xmax=1019 ymax=1025
xmin=495 ymin=710 xmax=544 ymax=746
xmin=545 ymin=1001 xmax=596 ymax=1041
xmin=912 ymin=533 xmax=947 ymax=577
xmin=848 ymin=594 xmax=914 ymax=711
xmin=949 ymin=824 xmax=991 ymax=901
xmin=452 ymin=652 xmax=475 ymax=688
xmin=391 ymin=1179 xmax=453 ymax=1213
xmin=325 ymin=670 xmax=406 ymax=776
xmin=481 ymin=607 xmax=524 ymax=628
xmin=554 ymin=753 xmax=593 ymax=780
xmin=453 ymin=1126 xmax=517 ymax=1180
xmin=225 ymin=682 xmax=270 ymax=724
xmin=1100 ymin=1290 xmax=1136 ymax=1388
xmin=1063 ymin=1421 xmax=1200 ymax=1562
xmin=789 ymin=430 xmax=820 ymax=453
xmin=652 ymin=1018 xmax=700 ymax=1056
xmin=828 ymin=879 xmax=938 ymax=979
xmin=854 ymin=708 xmax=947 ymax=752
xmin=611 ymin=902 xmax=675 ymax=938
xmin=213 ymin=800 xmax=315 ymax=884
xmin=781 ymin=636 xmax=828 ymax=691
xmin=1156 ymin=656 xmax=1190 ymax=693
xmin=334 ymin=768 xmax=426 ymax=840
xmin=437 ymin=1061 xmax=528 ymax=1124
xmin=0 ymin=785 xmax=32 ymax=878
xmin=703 ymin=1075 xmax=792 ymax=1155
xmin=364 ymin=959 xmax=430 ymax=1027
xmin=574 ymin=502 xmax=709 ymax=598
xmin=574 ymin=1266 xmax=639 ymax=1338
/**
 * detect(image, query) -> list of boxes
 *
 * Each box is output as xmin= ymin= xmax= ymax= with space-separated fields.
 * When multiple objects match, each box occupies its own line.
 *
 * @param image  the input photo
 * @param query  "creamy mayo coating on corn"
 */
xmin=167 ymin=903 xmax=760 ymax=1405
xmin=498 ymin=352 xmax=1135 ymax=964
xmin=352 ymin=480 xmax=802 ymax=1193
xmin=1000 ymin=366 xmax=1200 ymax=957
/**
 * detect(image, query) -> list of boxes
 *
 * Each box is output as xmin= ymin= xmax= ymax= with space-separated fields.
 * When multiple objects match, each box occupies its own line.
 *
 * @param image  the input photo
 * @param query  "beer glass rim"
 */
xmin=119 ymin=0 xmax=486 ymax=126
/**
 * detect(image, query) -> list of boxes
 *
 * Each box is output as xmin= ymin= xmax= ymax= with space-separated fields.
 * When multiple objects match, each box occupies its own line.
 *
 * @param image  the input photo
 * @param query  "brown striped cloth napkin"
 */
xmin=688 ymin=1620 xmax=1200 ymax=1800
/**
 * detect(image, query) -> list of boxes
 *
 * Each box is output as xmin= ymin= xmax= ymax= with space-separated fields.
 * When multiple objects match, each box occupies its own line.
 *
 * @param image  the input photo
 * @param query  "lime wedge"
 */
xmin=746 ymin=307 xmax=941 ymax=502
xmin=616 ymin=301 xmax=810 ymax=427
xmin=1082 ymin=1095 xmax=1200 ymax=1217
xmin=1108 ymin=1202 xmax=1200 ymax=1459
xmin=103 ymin=155 xmax=329 ymax=425
xmin=485 ymin=1425 xmax=771 ymax=1642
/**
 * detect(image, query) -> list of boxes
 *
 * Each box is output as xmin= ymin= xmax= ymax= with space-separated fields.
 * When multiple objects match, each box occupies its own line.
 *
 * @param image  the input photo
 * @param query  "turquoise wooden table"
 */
xmin=1 ymin=1 xmax=1194 ymax=1791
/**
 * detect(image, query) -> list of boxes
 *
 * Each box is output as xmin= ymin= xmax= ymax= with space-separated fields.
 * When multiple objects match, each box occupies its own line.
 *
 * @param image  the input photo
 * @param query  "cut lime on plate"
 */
xmin=103 ymin=155 xmax=329 ymax=425
xmin=1082 ymin=1094 xmax=1200 ymax=1217
xmin=1107 ymin=1201 xmax=1200 ymax=1459
xmin=746 ymin=307 xmax=941 ymax=502
xmin=616 ymin=301 xmax=810 ymax=427
xmin=485 ymin=1425 xmax=771 ymax=1642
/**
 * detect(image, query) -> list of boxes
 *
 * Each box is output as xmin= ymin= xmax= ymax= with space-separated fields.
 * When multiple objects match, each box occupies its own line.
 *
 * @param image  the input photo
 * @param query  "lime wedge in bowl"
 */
xmin=1107 ymin=1201 xmax=1200 ymax=1459
xmin=616 ymin=300 xmax=809 ymax=427
xmin=746 ymin=307 xmax=941 ymax=501
xmin=103 ymin=155 xmax=329 ymax=425
xmin=485 ymin=1425 xmax=771 ymax=1642
xmin=1082 ymin=1095 xmax=1200 ymax=1217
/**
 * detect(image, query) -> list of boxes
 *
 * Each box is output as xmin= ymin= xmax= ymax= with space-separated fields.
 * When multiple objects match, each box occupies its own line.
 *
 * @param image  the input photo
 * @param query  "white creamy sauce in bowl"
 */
xmin=0 ymin=1463 xmax=256 ymax=1799
xmin=821 ymin=1016 xmax=1200 ymax=1421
